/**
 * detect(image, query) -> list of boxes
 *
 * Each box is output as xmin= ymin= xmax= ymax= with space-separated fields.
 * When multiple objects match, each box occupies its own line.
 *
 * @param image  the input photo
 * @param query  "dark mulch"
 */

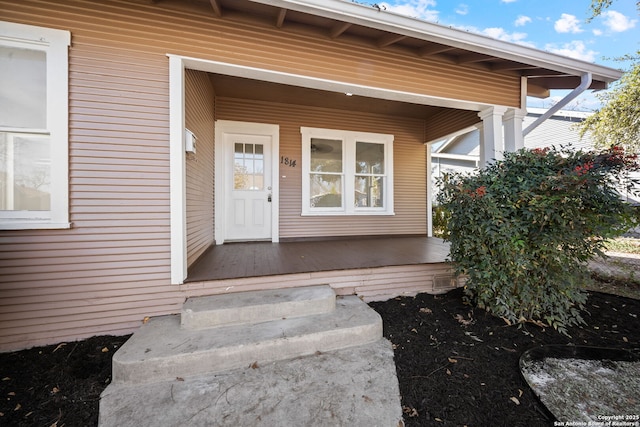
xmin=0 ymin=335 xmax=130 ymax=427
xmin=1 ymin=288 xmax=639 ymax=427
xmin=369 ymin=288 xmax=640 ymax=426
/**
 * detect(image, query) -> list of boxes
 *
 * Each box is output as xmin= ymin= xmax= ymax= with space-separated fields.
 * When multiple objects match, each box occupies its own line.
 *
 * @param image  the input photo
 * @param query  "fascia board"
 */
xmin=252 ymin=0 xmax=623 ymax=83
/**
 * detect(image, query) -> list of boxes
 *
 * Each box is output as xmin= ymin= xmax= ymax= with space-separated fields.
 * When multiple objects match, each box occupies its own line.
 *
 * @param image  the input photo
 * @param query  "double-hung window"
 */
xmin=301 ymin=127 xmax=394 ymax=215
xmin=0 ymin=21 xmax=70 ymax=229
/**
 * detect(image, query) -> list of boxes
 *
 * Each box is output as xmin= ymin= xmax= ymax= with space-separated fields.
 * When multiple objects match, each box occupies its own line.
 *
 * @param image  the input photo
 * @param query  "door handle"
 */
xmin=268 ymin=194 xmax=272 ymax=202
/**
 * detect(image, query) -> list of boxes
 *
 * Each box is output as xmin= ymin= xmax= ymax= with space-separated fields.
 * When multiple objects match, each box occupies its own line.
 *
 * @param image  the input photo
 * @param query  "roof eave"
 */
xmin=251 ymin=0 xmax=624 ymax=84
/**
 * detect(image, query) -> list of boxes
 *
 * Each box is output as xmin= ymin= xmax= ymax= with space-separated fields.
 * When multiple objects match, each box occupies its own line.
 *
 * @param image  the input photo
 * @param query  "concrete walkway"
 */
xmin=588 ymin=251 xmax=640 ymax=283
xmin=99 ymin=339 xmax=403 ymax=427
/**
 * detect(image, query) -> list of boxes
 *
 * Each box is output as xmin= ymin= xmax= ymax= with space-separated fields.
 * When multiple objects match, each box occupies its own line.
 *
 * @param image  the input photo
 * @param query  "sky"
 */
xmin=380 ymin=0 xmax=640 ymax=110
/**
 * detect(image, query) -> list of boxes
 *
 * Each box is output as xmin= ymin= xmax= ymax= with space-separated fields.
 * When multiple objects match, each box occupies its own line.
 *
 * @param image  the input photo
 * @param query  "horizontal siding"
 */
xmin=0 ymin=0 xmax=510 ymax=351
xmin=0 ymin=2 xmax=174 ymax=351
xmin=426 ymin=109 xmax=481 ymax=142
xmin=1 ymin=0 xmax=520 ymax=107
xmin=523 ymin=116 xmax=593 ymax=151
xmin=185 ymin=69 xmax=216 ymax=267
xmin=216 ymin=97 xmax=428 ymax=238
xmin=181 ymin=263 xmax=455 ymax=303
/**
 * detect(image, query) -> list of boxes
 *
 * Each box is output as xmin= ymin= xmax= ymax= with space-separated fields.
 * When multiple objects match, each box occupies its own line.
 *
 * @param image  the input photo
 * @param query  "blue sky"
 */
xmin=381 ymin=0 xmax=639 ymax=110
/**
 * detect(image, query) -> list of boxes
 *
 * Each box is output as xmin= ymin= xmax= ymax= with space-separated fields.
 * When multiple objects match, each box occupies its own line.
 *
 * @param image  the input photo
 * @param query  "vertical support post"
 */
xmin=169 ymin=55 xmax=187 ymax=285
xmin=504 ymin=108 xmax=526 ymax=153
xmin=477 ymin=106 xmax=507 ymax=167
xmin=426 ymin=145 xmax=432 ymax=237
xmin=476 ymin=122 xmax=485 ymax=167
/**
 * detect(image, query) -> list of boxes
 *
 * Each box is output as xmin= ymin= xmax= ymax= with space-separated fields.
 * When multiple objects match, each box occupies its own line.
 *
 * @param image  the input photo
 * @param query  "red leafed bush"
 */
xmin=436 ymin=146 xmax=639 ymax=335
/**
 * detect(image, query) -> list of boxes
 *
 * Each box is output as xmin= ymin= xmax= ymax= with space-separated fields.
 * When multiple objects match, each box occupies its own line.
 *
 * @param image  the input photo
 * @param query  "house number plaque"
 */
xmin=280 ymin=156 xmax=297 ymax=167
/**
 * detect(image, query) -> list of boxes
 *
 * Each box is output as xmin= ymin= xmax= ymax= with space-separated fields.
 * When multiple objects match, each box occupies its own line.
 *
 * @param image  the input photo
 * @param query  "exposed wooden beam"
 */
xmin=209 ymin=0 xmax=222 ymax=17
xmin=521 ymin=69 xmax=567 ymax=77
xmin=527 ymin=82 xmax=551 ymax=98
xmin=529 ymin=76 xmax=608 ymax=90
xmin=456 ymin=52 xmax=491 ymax=64
xmin=418 ymin=44 xmax=455 ymax=57
xmin=330 ymin=22 xmax=351 ymax=39
xmin=276 ymin=8 xmax=287 ymax=28
xmin=377 ymin=33 xmax=406 ymax=48
xmin=491 ymin=62 xmax=539 ymax=72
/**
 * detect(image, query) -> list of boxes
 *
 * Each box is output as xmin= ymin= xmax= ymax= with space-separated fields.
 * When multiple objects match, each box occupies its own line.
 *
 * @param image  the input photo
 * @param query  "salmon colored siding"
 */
xmin=216 ymin=98 xmax=428 ymax=238
xmin=0 ymin=0 xmax=521 ymax=351
xmin=182 ymin=263 xmax=456 ymax=303
xmin=426 ymin=110 xmax=483 ymax=142
xmin=0 ymin=36 xmax=178 ymax=350
xmin=0 ymin=0 xmax=521 ymax=108
xmin=185 ymin=70 xmax=216 ymax=266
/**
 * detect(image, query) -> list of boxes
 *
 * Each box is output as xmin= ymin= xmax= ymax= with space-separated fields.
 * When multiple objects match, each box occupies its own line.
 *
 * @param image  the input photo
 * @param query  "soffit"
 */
xmin=185 ymin=0 xmax=623 ymax=95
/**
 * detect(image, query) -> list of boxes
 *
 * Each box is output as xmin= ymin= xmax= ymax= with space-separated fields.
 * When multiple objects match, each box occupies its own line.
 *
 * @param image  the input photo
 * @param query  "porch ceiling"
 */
xmin=176 ymin=0 xmax=625 ymax=96
xmin=210 ymin=74 xmax=443 ymax=120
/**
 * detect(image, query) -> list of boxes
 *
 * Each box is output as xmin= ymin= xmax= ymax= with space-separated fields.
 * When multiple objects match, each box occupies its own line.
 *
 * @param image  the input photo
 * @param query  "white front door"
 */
xmin=215 ymin=121 xmax=279 ymax=243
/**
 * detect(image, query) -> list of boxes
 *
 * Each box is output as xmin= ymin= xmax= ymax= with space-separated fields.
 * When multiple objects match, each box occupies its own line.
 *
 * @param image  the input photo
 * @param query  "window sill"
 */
xmin=0 ymin=221 xmax=72 ymax=230
xmin=301 ymin=211 xmax=395 ymax=216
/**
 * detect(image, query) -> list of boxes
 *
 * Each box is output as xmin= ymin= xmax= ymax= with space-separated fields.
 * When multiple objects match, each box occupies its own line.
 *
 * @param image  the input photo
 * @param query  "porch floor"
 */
xmin=186 ymin=236 xmax=450 ymax=282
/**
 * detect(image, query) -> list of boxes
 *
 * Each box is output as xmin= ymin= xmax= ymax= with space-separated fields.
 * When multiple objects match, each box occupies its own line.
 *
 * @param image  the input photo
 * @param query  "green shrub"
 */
xmin=436 ymin=146 xmax=638 ymax=334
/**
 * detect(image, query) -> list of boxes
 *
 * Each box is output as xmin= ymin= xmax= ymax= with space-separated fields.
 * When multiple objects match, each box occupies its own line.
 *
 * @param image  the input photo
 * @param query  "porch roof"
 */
xmin=203 ymin=0 xmax=624 ymax=97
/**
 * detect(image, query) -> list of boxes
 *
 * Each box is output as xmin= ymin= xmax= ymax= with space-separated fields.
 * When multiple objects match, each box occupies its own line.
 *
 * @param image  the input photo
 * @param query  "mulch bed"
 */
xmin=1 ymin=288 xmax=639 ymax=427
xmin=0 ymin=335 xmax=129 ymax=427
xmin=369 ymin=288 xmax=640 ymax=426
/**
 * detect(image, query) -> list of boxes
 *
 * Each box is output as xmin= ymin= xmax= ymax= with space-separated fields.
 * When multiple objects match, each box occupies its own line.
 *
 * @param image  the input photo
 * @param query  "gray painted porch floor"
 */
xmin=186 ymin=236 xmax=450 ymax=282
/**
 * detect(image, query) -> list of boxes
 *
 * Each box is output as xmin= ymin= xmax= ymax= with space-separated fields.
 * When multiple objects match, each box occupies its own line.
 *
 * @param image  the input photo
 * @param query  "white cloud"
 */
xmin=380 ymin=1 xmax=439 ymax=22
xmin=482 ymin=27 xmax=529 ymax=44
xmin=452 ymin=24 xmax=535 ymax=47
xmin=554 ymin=13 xmax=583 ymax=33
xmin=602 ymin=10 xmax=637 ymax=32
xmin=455 ymin=4 xmax=469 ymax=16
xmin=545 ymin=40 xmax=597 ymax=62
xmin=501 ymin=0 xmax=517 ymax=3
xmin=514 ymin=15 xmax=531 ymax=27
xmin=592 ymin=29 xmax=603 ymax=36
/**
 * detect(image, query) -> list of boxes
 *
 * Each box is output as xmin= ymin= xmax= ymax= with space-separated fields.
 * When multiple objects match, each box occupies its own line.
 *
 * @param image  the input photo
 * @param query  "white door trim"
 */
xmin=215 ymin=120 xmax=280 ymax=245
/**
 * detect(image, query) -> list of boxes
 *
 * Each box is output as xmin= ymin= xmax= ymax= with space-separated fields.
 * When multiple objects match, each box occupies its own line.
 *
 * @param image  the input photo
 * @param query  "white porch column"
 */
xmin=503 ymin=108 xmax=526 ymax=153
xmin=477 ymin=106 xmax=507 ymax=167
xmin=168 ymin=55 xmax=187 ymax=285
xmin=475 ymin=122 xmax=486 ymax=167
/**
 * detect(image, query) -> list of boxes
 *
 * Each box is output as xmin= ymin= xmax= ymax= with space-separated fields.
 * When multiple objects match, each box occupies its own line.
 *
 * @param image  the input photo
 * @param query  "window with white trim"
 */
xmin=301 ymin=127 xmax=394 ymax=215
xmin=0 ymin=22 xmax=70 ymax=229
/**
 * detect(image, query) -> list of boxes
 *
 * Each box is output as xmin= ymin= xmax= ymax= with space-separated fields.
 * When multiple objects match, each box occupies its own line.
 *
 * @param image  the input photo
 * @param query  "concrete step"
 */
xmin=111 ymin=296 xmax=382 ymax=385
xmin=100 ymin=340 xmax=402 ymax=427
xmin=181 ymin=285 xmax=335 ymax=330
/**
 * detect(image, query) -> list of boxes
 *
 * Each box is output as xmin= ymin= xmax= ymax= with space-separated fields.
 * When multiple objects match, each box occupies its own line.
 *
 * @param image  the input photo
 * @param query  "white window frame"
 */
xmin=301 ymin=127 xmax=394 ymax=216
xmin=0 ymin=21 xmax=70 ymax=229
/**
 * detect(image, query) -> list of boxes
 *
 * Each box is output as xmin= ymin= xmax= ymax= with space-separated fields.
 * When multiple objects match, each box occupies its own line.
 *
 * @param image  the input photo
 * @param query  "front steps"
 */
xmin=99 ymin=285 xmax=402 ymax=426
xmin=107 ymin=285 xmax=383 ymax=385
xmin=112 ymin=297 xmax=382 ymax=383
xmin=180 ymin=285 xmax=336 ymax=329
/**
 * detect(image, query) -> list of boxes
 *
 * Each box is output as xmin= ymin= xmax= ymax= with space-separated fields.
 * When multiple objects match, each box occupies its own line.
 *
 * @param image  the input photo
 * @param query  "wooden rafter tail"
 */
xmin=276 ymin=8 xmax=287 ymax=28
xmin=209 ymin=0 xmax=222 ymax=17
